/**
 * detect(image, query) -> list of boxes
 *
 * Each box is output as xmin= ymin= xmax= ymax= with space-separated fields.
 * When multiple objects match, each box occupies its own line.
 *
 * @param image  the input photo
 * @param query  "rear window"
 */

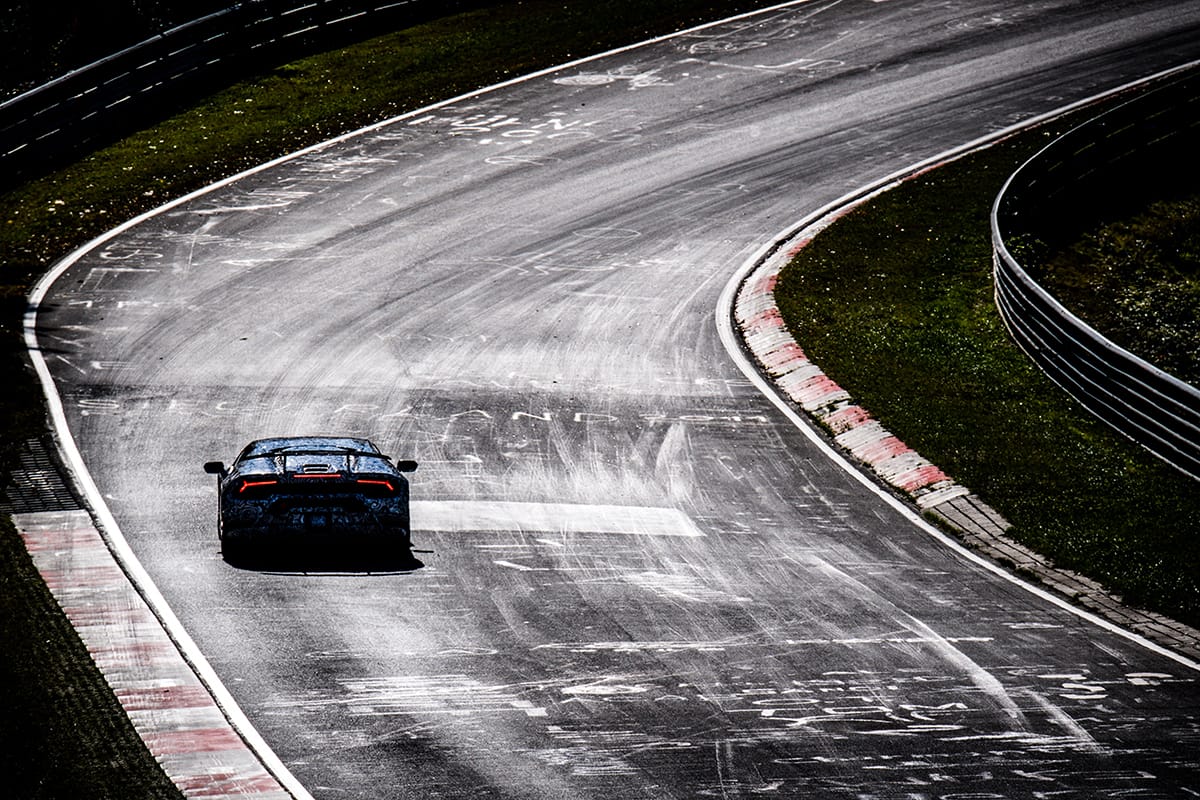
xmin=240 ymin=437 xmax=380 ymax=460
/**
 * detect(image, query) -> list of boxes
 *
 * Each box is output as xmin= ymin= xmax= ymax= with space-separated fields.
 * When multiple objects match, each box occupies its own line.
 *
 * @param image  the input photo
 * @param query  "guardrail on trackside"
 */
xmin=991 ymin=67 xmax=1200 ymax=480
xmin=0 ymin=0 xmax=487 ymax=186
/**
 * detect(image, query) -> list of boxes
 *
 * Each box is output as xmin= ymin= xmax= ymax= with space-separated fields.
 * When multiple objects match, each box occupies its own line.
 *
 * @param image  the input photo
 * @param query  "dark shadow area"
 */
xmin=224 ymin=544 xmax=426 ymax=574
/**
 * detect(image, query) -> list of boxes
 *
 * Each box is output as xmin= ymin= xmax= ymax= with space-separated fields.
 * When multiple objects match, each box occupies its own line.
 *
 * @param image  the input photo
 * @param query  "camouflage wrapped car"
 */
xmin=204 ymin=436 xmax=417 ymax=566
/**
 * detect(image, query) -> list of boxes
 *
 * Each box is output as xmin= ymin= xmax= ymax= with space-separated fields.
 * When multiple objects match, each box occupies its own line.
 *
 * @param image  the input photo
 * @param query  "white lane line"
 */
xmin=411 ymin=500 xmax=705 ymax=538
xmin=493 ymin=560 xmax=547 ymax=572
xmin=714 ymin=71 xmax=1200 ymax=673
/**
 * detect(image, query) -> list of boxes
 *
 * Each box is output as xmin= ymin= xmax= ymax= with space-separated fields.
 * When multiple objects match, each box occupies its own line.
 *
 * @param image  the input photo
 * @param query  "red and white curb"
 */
xmin=723 ymin=183 xmax=1200 ymax=669
xmin=13 ymin=509 xmax=300 ymax=799
xmin=733 ymin=208 xmax=971 ymax=512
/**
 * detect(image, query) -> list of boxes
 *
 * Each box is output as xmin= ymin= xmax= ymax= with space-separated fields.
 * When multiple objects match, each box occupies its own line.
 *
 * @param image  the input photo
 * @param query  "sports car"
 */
xmin=203 ymin=436 xmax=418 ymax=566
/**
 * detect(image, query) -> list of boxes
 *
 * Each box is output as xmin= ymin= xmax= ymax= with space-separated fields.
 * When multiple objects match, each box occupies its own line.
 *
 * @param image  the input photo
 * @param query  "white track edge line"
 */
xmin=21 ymin=2 xmax=827 ymax=795
xmin=24 ymin=342 xmax=317 ymax=796
xmin=22 ymin=11 xmax=1200 ymax=790
xmin=715 ymin=60 xmax=1200 ymax=673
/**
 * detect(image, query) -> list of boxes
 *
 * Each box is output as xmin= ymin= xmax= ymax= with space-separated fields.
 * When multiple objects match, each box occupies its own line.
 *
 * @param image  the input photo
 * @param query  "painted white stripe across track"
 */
xmin=411 ymin=501 xmax=704 ymax=538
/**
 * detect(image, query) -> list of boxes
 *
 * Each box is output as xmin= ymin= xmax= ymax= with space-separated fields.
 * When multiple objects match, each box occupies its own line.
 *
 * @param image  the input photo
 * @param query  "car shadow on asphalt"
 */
xmin=223 ymin=547 xmax=427 ymax=575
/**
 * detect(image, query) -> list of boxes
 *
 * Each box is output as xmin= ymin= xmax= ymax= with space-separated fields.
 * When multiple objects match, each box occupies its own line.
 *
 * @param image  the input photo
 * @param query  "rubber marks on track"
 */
xmin=13 ymin=510 xmax=292 ymax=800
xmin=734 ymin=234 xmax=971 ymax=511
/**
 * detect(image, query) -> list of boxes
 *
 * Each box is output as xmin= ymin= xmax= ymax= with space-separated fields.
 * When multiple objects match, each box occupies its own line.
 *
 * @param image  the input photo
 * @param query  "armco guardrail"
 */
xmin=991 ymin=67 xmax=1200 ymax=480
xmin=0 ymin=0 xmax=487 ymax=187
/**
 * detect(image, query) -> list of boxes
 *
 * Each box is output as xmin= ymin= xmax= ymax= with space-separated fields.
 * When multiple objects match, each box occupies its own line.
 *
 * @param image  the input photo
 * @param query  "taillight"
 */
xmin=294 ymin=473 xmax=343 ymax=480
xmin=356 ymin=478 xmax=395 ymax=493
xmin=239 ymin=479 xmax=278 ymax=493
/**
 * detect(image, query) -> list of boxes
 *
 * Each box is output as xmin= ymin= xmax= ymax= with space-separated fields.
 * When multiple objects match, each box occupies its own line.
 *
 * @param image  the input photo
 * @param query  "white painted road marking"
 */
xmin=410 ymin=500 xmax=704 ymax=537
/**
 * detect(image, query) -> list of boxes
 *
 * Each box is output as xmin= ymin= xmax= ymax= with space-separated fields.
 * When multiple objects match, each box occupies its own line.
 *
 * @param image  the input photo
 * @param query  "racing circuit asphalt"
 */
xmin=31 ymin=1 xmax=1200 ymax=797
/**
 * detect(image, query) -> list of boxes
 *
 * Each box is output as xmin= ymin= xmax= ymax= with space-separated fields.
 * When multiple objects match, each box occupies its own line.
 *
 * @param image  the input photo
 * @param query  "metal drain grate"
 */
xmin=0 ymin=438 xmax=82 ymax=514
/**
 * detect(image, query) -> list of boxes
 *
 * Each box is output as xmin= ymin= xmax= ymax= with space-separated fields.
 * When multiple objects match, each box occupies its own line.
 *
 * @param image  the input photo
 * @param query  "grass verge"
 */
xmin=0 ymin=0 xmax=763 ymax=793
xmin=1039 ymin=192 xmax=1200 ymax=386
xmin=774 ymin=124 xmax=1200 ymax=627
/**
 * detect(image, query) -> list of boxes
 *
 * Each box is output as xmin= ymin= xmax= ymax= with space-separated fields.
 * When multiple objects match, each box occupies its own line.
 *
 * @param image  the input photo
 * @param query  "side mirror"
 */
xmin=393 ymin=459 xmax=418 ymax=473
xmin=203 ymin=461 xmax=227 ymax=476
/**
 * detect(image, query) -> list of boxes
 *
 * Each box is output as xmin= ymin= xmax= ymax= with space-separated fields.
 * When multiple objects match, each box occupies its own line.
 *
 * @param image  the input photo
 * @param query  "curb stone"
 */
xmin=732 ymin=200 xmax=1200 ymax=666
xmin=3 ymin=441 xmax=300 ymax=799
xmin=11 ymin=509 xmax=296 ymax=799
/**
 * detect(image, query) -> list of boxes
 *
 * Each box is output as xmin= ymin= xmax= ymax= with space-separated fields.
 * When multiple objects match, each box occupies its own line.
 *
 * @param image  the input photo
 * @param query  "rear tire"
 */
xmin=221 ymin=535 xmax=256 ymax=567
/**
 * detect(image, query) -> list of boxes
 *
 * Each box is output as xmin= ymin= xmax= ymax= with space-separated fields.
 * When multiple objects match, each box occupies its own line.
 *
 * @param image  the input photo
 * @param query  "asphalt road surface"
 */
xmin=33 ymin=1 xmax=1200 ymax=797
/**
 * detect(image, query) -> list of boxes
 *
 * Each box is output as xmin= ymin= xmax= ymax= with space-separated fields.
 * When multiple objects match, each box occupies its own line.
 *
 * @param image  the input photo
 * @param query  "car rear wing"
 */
xmin=204 ymin=457 xmax=418 ymax=476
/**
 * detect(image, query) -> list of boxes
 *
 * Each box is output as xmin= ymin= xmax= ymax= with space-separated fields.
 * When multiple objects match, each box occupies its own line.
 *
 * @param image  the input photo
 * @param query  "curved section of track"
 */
xmin=33 ymin=2 xmax=1200 ymax=797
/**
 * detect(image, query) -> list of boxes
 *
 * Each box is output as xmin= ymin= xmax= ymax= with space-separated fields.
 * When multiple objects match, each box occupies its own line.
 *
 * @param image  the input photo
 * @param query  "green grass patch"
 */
xmin=1038 ymin=193 xmax=1200 ymax=385
xmin=775 ymin=131 xmax=1200 ymax=627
